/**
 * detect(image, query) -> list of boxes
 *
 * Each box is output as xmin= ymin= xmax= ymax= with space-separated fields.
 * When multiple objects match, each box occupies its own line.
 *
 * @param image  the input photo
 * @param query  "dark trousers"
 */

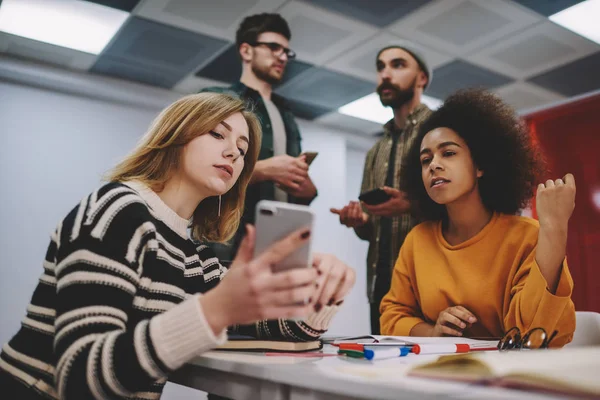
xmin=370 ymin=269 xmax=392 ymax=335
xmin=370 ymin=301 xmax=382 ymax=335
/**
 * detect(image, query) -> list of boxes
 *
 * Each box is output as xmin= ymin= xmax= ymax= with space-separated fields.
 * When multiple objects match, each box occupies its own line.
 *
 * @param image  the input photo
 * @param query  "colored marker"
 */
xmin=338 ymin=343 xmax=364 ymax=352
xmin=338 ymin=349 xmax=364 ymax=358
xmin=364 ymin=346 xmax=410 ymax=360
xmin=412 ymin=344 xmax=471 ymax=355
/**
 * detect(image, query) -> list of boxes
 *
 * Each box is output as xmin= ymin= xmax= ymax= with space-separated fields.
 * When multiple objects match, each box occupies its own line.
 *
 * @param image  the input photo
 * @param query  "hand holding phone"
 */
xmin=358 ymin=188 xmax=391 ymax=205
xmin=205 ymin=224 xmax=319 ymax=329
xmin=361 ymin=187 xmax=411 ymax=217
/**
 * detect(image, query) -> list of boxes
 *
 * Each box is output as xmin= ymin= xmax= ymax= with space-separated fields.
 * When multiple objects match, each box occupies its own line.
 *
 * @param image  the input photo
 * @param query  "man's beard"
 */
xmin=251 ymin=61 xmax=283 ymax=85
xmin=377 ymin=77 xmax=416 ymax=109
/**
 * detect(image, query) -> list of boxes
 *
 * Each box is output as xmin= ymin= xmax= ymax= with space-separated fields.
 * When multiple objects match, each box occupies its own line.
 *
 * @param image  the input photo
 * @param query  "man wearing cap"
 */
xmin=330 ymin=44 xmax=433 ymax=334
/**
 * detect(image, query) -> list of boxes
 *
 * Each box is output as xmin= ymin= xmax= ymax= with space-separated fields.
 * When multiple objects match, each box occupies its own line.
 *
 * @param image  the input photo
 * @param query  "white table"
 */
xmin=170 ymin=345 xmax=567 ymax=400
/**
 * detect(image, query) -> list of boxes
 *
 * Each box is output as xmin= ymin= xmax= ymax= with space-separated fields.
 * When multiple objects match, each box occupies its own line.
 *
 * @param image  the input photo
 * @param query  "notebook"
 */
xmin=408 ymin=347 xmax=600 ymax=398
xmin=215 ymin=334 xmax=322 ymax=353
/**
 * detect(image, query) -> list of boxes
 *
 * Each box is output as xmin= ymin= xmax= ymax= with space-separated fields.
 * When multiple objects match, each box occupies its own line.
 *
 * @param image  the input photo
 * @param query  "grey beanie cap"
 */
xmin=376 ymin=43 xmax=432 ymax=88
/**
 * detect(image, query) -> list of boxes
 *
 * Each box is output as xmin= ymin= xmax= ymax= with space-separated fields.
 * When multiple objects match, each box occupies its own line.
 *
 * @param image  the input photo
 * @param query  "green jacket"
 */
xmin=201 ymin=82 xmax=309 ymax=261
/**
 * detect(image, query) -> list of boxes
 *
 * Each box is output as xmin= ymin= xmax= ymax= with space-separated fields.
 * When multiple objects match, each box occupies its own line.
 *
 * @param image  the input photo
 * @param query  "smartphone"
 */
xmin=254 ymin=200 xmax=315 ymax=273
xmin=358 ymin=188 xmax=391 ymax=205
xmin=300 ymin=151 xmax=318 ymax=166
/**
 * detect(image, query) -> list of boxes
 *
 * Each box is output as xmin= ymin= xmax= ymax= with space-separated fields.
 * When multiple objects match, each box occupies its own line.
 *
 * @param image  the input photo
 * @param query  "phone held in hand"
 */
xmin=358 ymin=188 xmax=391 ymax=205
xmin=254 ymin=200 xmax=315 ymax=273
xmin=300 ymin=151 xmax=318 ymax=166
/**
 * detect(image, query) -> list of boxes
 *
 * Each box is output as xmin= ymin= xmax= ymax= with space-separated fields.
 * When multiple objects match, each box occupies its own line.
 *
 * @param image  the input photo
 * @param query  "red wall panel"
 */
xmin=524 ymin=93 xmax=600 ymax=312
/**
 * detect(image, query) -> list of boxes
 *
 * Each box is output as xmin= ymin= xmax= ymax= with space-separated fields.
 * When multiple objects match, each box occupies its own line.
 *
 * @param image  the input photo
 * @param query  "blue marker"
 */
xmin=364 ymin=346 xmax=411 ymax=360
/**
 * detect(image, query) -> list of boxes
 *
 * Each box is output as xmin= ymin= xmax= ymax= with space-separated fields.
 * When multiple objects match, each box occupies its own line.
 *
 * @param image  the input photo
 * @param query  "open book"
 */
xmin=408 ymin=347 xmax=600 ymax=397
xmin=329 ymin=335 xmax=412 ymax=345
xmin=330 ymin=335 xmax=499 ymax=349
xmin=216 ymin=334 xmax=322 ymax=353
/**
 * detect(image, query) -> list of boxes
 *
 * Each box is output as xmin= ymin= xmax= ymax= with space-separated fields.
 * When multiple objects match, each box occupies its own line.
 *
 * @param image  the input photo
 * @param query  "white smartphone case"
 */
xmin=254 ymin=200 xmax=315 ymax=272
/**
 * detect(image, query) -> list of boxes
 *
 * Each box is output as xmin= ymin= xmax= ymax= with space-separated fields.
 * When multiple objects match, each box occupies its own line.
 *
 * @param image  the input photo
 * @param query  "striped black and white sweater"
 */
xmin=0 ymin=181 xmax=338 ymax=400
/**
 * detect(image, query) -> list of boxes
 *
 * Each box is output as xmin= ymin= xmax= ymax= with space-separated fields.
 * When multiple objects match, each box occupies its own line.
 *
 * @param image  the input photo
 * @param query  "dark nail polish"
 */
xmin=315 ymin=282 xmax=319 ymax=289
xmin=335 ymin=300 xmax=344 ymax=306
xmin=328 ymin=299 xmax=334 ymax=306
xmin=315 ymin=304 xmax=322 ymax=312
xmin=317 ymin=269 xmax=322 ymax=275
xmin=301 ymin=230 xmax=311 ymax=239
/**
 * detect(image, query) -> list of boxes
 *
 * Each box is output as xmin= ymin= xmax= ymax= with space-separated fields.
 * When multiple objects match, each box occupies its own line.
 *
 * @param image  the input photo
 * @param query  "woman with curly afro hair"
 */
xmin=380 ymin=89 xmax=576 ymax=347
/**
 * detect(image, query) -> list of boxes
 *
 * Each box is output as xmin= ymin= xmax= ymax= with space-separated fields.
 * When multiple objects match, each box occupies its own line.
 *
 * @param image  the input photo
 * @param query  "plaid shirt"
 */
xmin=354 ymin=104 xmax=432 ymax=303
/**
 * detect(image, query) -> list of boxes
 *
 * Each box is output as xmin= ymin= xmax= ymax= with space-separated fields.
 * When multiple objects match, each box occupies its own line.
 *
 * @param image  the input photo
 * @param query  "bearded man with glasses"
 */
xmin=202 ymin=13 xmax=317 ymax=265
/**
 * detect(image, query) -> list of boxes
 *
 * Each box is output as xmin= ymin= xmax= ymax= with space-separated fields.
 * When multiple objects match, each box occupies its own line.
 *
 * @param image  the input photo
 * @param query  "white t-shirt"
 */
xmin=263 ymin=97 xmax=288 ymax=203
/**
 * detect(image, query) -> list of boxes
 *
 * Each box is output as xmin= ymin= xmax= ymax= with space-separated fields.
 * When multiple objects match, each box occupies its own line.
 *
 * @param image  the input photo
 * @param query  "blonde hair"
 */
xmin=107 ymin=92 xmax=262 ymax=243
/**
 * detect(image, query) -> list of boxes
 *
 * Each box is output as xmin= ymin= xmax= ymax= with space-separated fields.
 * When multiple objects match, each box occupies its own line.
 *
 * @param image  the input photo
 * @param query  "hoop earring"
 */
xmin=218 ymin=195 xmax=221 ymax=217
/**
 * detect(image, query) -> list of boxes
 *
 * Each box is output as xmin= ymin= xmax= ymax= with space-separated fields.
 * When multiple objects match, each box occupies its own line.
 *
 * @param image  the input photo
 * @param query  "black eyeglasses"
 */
xmin=248 ymin=41 xmax=296 ymax=60
xmin=497 ymin=327 xmax=558 ymax=351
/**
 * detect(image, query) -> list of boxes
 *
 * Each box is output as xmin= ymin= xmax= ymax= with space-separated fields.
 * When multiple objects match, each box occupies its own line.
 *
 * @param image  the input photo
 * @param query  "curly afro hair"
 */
xmin=401 ymin=88 xmax=545 ymax=221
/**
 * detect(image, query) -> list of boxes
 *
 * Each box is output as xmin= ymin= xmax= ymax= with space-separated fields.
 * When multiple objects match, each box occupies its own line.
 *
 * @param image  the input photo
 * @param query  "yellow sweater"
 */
xmin=380 ymin=212 xmax=576 ymax=347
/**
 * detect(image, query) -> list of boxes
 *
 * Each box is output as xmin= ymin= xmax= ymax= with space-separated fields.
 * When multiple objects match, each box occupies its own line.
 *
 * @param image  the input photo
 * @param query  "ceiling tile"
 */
xmin=326 ymin=32 xmax=453 ymax=83
xmin=284 ymin=98 xmax=333 ymax=120
xmin=388 ymin=0 xmax=541 ymax=56
xmin=494 ymin=82 xmax=564 ymax=111
xmin=511 ymin=0 xmax=585 ymax=17
xmin=172 ymin=75 xmax=228 ymax=94
xmin=426 ymin=60 xmax=514 ymax=99
xmin=83 ymin=0 xmax=141 ymax=12
xmin=527 ymin=51 xmax=600 ymax=96
xmin=91 ymin=58 xmax=180 ymax=88
xmin=301 ymin=0 xmax=434 ymax=27
xmin=194 ymin=44 xmax=240 ymax=84
xmin=316 ymin=112 xmax=383 ymax=135
xmin=0 ymin=32 xmax=96 ymax=70
xmin=195 ymin=44 xmax=314 ymax=86
xmin=278 ymin=0 xmax=377 ymax=65
xmin=424 ymin=2 xmax=511 ymax=46
xmin=91 ymin=17 xmax=229 ymax=88
xmin=467 ymin=21 xmax=600 ymax=79
xmin=276 ymin=66 xmax=374 ymax=109
xmin=134 ymin=0 xmax=287 ymax=41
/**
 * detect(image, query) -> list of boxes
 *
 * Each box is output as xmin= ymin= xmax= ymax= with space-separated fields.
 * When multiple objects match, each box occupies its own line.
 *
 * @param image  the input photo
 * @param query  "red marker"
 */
xmin=412 ymin=344 xmax=471 ymax=355
xmin=338 ymin=343 xmax=364 ymax=352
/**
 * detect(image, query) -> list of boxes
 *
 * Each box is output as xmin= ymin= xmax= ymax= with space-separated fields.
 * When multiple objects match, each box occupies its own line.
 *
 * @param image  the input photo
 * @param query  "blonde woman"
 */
xmin=0 ymin=93 xmax=355 ymax=400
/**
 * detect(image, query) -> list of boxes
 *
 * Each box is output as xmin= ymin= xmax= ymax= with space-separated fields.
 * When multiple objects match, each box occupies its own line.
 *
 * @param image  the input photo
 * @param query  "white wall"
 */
xmin=0 ymin=71 xmax=373 ymax=397
xmin=0 ymin=81 xmax=156 ymax=335
xmin=298 ymin=122 xmax=371 ymax=336
xmin=345 ymin=146 xmax=372 ymax=301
